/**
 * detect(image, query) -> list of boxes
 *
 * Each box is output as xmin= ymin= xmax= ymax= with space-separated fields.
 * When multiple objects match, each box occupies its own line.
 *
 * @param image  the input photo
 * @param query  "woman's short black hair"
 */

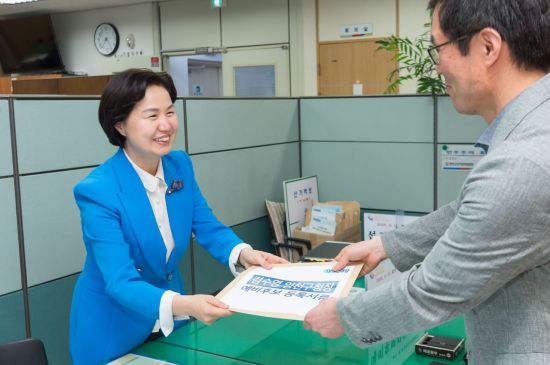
xmin=98 ymin=68 xmax=178 ymax=147
xmin=428 ymin=0 xmax=550 ymax=72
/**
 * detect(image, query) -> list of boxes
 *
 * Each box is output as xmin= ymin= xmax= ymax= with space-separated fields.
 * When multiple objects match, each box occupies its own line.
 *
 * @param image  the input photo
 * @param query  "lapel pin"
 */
xmin=167 ymin=180 xmax=184 ymax=194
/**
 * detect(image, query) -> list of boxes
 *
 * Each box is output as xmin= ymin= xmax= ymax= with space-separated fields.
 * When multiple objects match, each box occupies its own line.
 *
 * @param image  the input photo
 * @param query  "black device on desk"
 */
xmin=415 ymin=333 xmax=465 ymax=360
xmin=300 ymin=241 xmax=349 ymax=262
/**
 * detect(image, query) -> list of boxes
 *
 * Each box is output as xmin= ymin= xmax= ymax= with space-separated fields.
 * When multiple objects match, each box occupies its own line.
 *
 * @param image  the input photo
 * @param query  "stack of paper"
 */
xmin=107 ymin=354 xmax=176 ymax=365
xmin=301 ymin=205 xmax=342 ymax=235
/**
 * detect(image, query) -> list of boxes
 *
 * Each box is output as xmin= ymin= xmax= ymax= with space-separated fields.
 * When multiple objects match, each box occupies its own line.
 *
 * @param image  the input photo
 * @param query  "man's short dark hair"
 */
xmin=428 ymin=0 xmax=550 ymax=72
xmin=99 ymin=68 xmax=178 ymax=147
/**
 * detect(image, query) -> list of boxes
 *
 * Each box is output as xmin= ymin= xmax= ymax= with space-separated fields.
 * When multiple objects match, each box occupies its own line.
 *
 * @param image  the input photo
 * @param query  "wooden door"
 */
xmin=318 ymin=39 xmax=396 ymax=96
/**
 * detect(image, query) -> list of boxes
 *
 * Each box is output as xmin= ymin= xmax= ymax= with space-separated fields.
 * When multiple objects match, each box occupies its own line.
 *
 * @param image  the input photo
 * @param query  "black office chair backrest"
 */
xmin=0 ymin=338 xmax=49 ymax=365
xmin=265 ymin=200 xmax=311 ymax=262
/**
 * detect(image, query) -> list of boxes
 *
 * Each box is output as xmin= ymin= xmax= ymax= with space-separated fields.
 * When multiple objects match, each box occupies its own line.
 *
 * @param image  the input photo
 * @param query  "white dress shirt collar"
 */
xmin=123 ymin=150 xmax=166 ymax=192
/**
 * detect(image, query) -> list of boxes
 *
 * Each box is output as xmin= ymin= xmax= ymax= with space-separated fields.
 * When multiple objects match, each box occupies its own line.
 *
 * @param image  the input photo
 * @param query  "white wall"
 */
xmin=160 ymin=0 xmax=221 ymax=51
xmin=318 ymin=0 xmax=397 ymax=41
xmin=160 ymin=0 xmax=292 ymax=96
xmin=400 ymin=0 xmax=431 ymax=38
xmin=160 ymin=0 xmax=288 ymax=50
xmin=398 ymin=0 xmax=432 ymax=94
xmin=220 ymin=0 xmax=289 ymax=47
xmin=317 ymin=0 xmax=429 ymax=42
xmin=52 ymin=3 xmax=161 ymax=75
xmin=290 ymin=0 xmax=317 ymax=96
xmin=49 ymin=0 xmax=429 ymax=94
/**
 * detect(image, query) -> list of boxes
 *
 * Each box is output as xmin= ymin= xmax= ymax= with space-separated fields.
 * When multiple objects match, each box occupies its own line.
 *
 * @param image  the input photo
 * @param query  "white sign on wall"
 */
xmin=363 ymin=212 xmax=419 ymax=290
xmin=441 ymin=144 xmax=486 ymax=171
xmin=340 ymin=23 xmax=374 ymax=37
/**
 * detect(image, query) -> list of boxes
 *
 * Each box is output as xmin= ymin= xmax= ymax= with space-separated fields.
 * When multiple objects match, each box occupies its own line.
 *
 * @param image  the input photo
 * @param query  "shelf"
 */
xmin=0 ymin=74 xmax=111 ymax=95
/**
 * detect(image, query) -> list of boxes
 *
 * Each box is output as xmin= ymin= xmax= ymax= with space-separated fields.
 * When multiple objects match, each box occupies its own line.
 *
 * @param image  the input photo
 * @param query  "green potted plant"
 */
xmin=376 ymin=26 xmax=446 ymax=95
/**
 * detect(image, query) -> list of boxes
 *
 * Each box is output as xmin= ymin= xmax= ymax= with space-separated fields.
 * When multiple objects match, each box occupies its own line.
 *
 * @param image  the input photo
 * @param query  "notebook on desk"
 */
xmin=301 ymin=241 xmax=349 ymax=262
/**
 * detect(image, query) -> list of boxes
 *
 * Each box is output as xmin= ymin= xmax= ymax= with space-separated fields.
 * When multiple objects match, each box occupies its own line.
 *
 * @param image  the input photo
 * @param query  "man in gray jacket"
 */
xmin=304 ymin=0 xmax=550 ymax=364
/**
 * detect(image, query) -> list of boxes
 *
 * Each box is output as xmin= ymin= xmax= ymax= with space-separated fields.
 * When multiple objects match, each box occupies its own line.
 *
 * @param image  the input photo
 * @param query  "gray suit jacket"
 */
xmin=337 ymin=73 xmax=550 ymax=365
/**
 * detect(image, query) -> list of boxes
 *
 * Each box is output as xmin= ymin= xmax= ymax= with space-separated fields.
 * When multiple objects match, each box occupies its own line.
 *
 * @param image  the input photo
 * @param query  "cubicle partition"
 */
xmin=0 ymin=94 xmax=484 ymax=364
xmin=301 ymin=96 xmax=435 ymax=213
xmin=0 ymin=98 xmax=25 ymax=345
xmin=436 ymin=97 xmax=486 ymax=207
xmin=183 ymin=99 xmax=300 ymax=294
xmin=13 ymin=99 xmax=119 ymax=363
xmin=0 ymin=96 xmax=300 ymax=364
xmin=301 ymin=95 xmax=486 ymax=214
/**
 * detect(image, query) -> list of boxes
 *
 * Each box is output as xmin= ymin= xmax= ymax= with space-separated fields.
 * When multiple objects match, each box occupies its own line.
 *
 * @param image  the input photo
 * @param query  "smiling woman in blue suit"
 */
xmin=69 ymin=69 xmax=286 ymax=365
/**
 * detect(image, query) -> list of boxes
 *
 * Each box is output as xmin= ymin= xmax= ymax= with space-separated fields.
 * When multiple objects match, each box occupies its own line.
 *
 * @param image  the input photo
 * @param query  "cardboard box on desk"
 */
xmin=292 ymin=201 xmax=361 ymax=249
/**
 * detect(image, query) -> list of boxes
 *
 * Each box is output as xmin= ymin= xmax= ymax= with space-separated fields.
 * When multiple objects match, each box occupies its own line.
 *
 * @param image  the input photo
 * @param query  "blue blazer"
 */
xmin=69 ymin=149 xmax=241 ymax=365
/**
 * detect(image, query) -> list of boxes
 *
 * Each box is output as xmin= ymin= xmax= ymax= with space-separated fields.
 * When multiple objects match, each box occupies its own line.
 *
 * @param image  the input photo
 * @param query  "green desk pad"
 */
xmin=133 ymin=341 xmax=255 ymax=364
xmin=139 ymin=313 xmax=466 ymax=365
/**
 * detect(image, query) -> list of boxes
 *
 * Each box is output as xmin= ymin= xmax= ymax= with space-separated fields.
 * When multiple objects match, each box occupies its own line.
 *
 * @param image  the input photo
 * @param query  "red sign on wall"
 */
xmin=150 ymin=56 xmax=160 ymax=67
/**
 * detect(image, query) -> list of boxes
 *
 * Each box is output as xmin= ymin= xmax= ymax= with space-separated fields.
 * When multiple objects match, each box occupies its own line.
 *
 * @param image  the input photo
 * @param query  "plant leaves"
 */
xmin=377 ymin=23 xmax=447 ymax=95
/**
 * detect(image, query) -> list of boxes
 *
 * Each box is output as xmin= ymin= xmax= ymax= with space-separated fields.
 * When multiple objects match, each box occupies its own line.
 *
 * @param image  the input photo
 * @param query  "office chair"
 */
xmin=0 ymin=338 xmax=49 ymax=365
xmin=265 ymin=200 xmax=311 ymax=262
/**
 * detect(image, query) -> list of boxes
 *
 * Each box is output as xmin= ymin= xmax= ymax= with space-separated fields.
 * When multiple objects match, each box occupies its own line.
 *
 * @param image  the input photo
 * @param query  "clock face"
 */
xmin=94 ymin=23 xmax=119 ymax=56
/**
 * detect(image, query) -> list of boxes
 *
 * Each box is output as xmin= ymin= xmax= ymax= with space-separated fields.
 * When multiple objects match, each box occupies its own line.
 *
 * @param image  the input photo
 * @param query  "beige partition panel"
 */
xmin=221 ymin=0 xmax=289 ymax=47
xmin=160 ymin=0 xmax=221 ymax=50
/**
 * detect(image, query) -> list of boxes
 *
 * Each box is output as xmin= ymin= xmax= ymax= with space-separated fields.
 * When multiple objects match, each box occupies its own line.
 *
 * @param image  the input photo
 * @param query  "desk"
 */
xmin=133 ymin=313 xmax=467 ymax=364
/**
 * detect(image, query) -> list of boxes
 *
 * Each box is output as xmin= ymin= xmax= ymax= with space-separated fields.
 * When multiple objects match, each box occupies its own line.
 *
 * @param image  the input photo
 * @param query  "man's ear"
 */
xmin=114 ymin=121 xmax=126 ymax=136
xmin=478 ymin=27 xmax=503 ymax=66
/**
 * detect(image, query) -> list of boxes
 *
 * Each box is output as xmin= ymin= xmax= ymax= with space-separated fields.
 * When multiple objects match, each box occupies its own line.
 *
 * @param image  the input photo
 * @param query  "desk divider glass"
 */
xmin=135 ymin=313 xmax=466 ymax=365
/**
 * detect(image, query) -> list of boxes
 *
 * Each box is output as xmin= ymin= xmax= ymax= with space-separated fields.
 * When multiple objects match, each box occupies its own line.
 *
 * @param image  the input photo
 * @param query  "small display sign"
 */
xmin=441 ymin=144 xmax=485 ymax=171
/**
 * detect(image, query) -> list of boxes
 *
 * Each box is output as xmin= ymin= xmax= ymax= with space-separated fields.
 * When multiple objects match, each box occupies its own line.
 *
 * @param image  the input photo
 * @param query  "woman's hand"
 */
xmin=238 ymin=248 xmax=288 ymax=269
xmin=173 ymin=294 xmax=233 ymax=325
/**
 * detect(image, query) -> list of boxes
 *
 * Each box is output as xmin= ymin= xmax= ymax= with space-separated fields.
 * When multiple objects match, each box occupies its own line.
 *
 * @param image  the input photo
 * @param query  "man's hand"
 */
xmin=304 ymin=298 xmax=344 ymax=338
xmin=332 ymin=236 xmax=387 ymax=276
xmin=238 ymin=248 xmax=288 ymax=269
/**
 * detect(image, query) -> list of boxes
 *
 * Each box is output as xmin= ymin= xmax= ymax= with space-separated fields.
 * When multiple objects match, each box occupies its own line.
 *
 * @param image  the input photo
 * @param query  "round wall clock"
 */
xmin=94 ymin=23 xmax=120 ymax=56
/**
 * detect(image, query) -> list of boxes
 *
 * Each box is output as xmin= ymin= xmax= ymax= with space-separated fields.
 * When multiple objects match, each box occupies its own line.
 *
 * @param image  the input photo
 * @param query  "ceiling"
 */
xmin=0 ymin=0 xmax=166 ymax=17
